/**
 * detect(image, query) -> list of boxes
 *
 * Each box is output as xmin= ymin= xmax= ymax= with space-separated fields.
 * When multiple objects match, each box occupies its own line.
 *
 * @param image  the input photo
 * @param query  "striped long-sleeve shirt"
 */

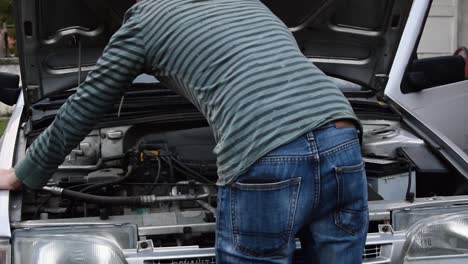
xmin=15 ymin=0 xmax=359 ymax=189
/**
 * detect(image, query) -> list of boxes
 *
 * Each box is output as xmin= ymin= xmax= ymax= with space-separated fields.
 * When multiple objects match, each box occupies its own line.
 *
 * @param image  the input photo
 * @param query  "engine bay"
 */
xmin=20 ymin=118 xmax=456 ymax=213
xmin=14 ymin=113 xmax=463 ymax=249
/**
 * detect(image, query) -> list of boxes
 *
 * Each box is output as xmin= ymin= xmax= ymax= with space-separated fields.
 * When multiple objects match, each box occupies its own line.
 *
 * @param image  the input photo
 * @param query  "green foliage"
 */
xmin=0 ymin=0 xmax=13 ymax=25
xmin=0 ymin=118 xmax=9 ymax=136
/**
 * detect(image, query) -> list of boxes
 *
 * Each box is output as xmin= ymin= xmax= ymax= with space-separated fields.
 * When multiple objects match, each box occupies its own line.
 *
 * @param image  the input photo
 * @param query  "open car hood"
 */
xmin=15 ymin=0 xmax=415 ymax=105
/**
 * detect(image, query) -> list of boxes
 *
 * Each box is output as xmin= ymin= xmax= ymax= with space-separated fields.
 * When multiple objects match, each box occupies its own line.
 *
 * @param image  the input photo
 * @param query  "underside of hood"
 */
xmin=15 ymin=0 xmax=414 ymax=105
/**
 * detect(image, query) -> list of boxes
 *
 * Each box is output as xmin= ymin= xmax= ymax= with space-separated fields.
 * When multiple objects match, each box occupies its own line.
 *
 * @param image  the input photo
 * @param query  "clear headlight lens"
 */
xmin=403 ymin=213 xmax=468 ymax=262
xmin=0 ymin=240 xmax=11 ymax=264
xmin=14 ymin=234 xmax=126 ymax=264
xmin=393 ymin=205 xmax=468 ymax=231
xmin=13 ymin=224 xmax=137 ymax=264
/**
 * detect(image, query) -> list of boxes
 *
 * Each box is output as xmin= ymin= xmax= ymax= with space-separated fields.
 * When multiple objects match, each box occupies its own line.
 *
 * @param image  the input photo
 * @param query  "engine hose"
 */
xmin=62 ymin=188 xmax=143 ymax=206
xmin=42 ymin=185 xmax=211 ymax=206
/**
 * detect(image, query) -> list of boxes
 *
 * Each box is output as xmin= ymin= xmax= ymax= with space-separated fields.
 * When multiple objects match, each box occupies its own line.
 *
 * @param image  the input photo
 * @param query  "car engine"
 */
xmin=17 ymin=123 xmax=219 ymax=247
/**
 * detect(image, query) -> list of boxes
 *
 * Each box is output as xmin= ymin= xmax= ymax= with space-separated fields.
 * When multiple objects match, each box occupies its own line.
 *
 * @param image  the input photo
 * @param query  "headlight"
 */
xmin=392 ymin=205 xmax=468 ymax=231
xmin=402 ymin=213 xmax=468 ymax=263
xmin=0 ymin=240 xmax=11 ymax=264
xmin=12 ymin=224 xmax=137 ymax=264
xmin=14 ymin=234 xmax=126 ymax=264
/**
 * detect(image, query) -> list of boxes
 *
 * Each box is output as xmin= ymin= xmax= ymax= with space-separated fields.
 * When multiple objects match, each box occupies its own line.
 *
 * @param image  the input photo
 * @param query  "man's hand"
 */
xmin=0 ymin=168 xmax=21 ymax=190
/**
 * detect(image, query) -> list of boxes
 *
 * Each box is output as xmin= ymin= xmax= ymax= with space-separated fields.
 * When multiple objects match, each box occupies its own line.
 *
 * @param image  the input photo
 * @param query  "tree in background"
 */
xmin=0 ymin=0 xmax=13 ymax=25
xmin=0 ymin=0 xmax=15 ymax=56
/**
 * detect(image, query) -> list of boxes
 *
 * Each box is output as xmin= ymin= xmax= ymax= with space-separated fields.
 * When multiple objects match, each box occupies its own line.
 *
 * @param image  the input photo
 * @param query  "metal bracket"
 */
xmin=25 ymin=85 xmax=41 ymax=103
xmin=137 ymin=240 xmax=154 ymax=252
xmin=378 ymin=224 xmax=394 ymax=234
xmin=374 ymin=74 xmax=389 ymax=93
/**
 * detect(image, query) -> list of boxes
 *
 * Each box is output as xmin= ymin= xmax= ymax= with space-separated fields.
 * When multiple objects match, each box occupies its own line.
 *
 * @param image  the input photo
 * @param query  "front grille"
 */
xmin=142 ymin=245 xmax=383 ymax=263
xmin=363 ymin=244 xmax=382 ymax=259
xmin=145 ymin=258 xmax=216 ymax=264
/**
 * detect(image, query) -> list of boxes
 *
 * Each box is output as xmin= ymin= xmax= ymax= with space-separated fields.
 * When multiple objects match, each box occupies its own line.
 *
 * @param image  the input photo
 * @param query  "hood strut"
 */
xmin=74 ymin=35 xmax=83 ymax=89
xmin=75 ymin=34 xmax=83 ymax=154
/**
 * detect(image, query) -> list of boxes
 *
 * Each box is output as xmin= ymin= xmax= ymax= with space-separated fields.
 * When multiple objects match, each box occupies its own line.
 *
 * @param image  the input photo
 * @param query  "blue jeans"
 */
xmin=216 ymin=123 xmax=368 ymax=263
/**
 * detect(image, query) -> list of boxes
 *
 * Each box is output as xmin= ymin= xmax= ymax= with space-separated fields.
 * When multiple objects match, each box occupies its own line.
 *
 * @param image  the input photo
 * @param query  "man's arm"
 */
xmin=8 ymin=12 xmax=147 ymax=189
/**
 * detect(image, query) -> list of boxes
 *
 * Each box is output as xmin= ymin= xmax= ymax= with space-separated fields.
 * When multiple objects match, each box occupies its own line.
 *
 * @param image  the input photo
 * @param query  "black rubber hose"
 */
xmin=148 ymin=157 xmax=162 ymax=195
xmin=62 ymin=188 xmax=142 ymax=206
xmin=44 ymin=184 xmax=211 ymax=206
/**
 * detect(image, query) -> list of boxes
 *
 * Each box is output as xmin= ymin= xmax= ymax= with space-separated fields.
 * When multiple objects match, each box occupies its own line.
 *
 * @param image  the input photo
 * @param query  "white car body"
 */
xmin=1 ymin=0 xmax=468 ymax=263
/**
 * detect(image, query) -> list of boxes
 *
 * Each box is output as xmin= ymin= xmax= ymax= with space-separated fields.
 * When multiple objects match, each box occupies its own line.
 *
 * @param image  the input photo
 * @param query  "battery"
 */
xmin=365 ymin=157 xmax=416 ymax=202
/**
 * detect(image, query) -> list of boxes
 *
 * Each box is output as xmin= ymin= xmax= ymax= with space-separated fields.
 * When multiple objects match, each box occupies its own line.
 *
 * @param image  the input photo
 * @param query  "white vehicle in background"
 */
xmin=1 ymin=0 xmax=468 ymax=263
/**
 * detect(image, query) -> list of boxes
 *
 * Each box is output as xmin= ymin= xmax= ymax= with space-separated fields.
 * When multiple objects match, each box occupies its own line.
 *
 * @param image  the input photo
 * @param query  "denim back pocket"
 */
xmin=231 ymin=177 xmax=301 ymax=257
xmin=334 ymin=162 xmax=368 ymax=235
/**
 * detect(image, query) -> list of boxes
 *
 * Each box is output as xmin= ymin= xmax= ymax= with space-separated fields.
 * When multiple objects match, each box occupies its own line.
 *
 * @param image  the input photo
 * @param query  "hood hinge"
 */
xmin=25 ymin=85 xmax=41 ymax=103
xmin=374 ymin=74 xmax=389 ymax=98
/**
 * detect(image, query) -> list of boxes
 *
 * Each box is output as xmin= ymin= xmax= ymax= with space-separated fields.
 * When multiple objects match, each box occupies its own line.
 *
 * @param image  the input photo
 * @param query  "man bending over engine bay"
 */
xmin=0 ymin=0 xmax=368 ymax=263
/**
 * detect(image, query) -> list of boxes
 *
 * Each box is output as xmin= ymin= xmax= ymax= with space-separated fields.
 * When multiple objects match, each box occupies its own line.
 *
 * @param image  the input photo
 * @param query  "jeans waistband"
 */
xmin=307 ymin=119 xmax=358 ymax=139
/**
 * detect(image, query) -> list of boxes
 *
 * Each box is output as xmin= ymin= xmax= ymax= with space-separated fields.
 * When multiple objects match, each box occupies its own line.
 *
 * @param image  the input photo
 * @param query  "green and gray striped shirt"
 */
xmin=15 ymin=0 xmax=359 ymax=189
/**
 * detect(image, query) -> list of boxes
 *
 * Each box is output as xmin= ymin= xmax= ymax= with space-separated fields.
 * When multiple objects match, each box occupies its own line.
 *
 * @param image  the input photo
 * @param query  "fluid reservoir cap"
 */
xmin=107 ymin=130 xmax=123 ymax=139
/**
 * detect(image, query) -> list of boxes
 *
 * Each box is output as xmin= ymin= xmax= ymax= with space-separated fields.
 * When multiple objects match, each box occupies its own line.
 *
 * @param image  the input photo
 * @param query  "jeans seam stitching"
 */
xmin=233 ymin=177 xmax=301 ymax=190
xmin=321 ymin=139 xmax=359 ymax=157
xmin=335 ymin=167 xmax=341 ymax=218
xmin=230 ymin=188 xmax=237 ymax=246
xmin=334 ymin=211 xmax=359 ymax=235
xmin=334 ymin=166 xmax=359 ymax=235
xmin=257 ymin=156 xmax=315 ymax=163
xmin=334 ymin=167 xmax=355 ymax=235
xmin=335 ymin=162 xmax=365 ymax=173
xmin=306 ymin=133 xmax=313 ymax=153
xmin=333 ymin=168 xmax=366 ymax=236
xmin=312 ymin=141 xmax=320 ymax=208
xmin=315 ymin=158 xmax=320 ymax=208
xmin=286 ymin=178 xmax=301 ymax=248
xmin=216 ymin=188 xmax=223 ymax=250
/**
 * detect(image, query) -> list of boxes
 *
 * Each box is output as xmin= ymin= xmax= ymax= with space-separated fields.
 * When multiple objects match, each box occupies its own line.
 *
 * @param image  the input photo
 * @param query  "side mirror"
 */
xmin=0 ymin=72 xmax=20 ymax=106
xmin=402 ymin=55 xmax=466 ymax=93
